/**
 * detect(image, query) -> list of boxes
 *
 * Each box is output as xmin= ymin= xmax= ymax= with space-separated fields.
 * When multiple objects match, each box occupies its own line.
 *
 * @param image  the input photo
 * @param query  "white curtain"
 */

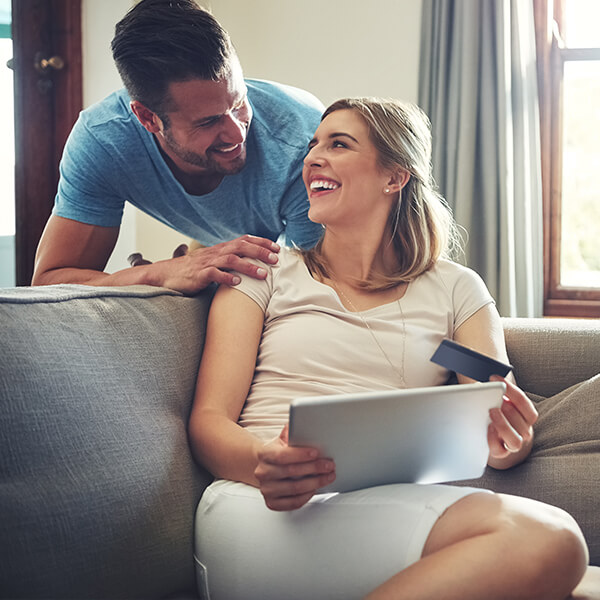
xmin=419 ymin=0 xmax=543 ymax=317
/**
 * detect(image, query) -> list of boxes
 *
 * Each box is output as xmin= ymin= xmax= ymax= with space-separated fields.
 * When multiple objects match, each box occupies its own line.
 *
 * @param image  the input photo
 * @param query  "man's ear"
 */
xmin=384 ymin=169 xmax=411 ymax=194
xmin=130 ymin=101 xmax=163 ymax=134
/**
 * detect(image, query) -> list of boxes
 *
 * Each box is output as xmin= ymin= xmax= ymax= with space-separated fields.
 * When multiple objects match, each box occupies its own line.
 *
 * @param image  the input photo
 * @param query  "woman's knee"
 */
xmin=424 ymin=492 xmax=588 ymax=598
xmin=504 ymin=496 xmax=588 ymax=597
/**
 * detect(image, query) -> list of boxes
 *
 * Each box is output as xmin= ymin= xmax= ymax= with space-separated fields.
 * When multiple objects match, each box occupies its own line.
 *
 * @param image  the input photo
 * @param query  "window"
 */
xmin=535 ymin=0 xmax=600 ymax=317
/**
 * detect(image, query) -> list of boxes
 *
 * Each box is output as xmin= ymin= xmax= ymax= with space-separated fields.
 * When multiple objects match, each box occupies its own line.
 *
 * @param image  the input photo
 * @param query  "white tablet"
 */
xmin=288 ymin=381 xmax=505 ymax=493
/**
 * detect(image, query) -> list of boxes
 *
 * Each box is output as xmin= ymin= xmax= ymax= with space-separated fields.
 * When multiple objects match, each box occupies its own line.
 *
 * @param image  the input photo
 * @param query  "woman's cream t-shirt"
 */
xmin=233 ymin=248 xmax=494 ymax=441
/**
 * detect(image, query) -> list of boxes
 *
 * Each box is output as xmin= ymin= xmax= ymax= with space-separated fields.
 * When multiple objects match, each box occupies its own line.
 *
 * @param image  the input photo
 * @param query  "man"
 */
xmin=32 ymin=0 xmax=323 ymax=294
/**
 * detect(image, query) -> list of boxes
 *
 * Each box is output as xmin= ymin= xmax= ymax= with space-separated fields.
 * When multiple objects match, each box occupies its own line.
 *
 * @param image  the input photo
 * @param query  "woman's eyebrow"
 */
xmin=308 ymin=132 xmax=359 ymax=148
xmin=330 ymin=132 xmax=359 ymax=143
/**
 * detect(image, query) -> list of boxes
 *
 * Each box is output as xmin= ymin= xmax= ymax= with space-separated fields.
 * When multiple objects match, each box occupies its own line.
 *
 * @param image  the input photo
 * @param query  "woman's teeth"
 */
xmin=310 ymin=180 xmax=340 ymax=192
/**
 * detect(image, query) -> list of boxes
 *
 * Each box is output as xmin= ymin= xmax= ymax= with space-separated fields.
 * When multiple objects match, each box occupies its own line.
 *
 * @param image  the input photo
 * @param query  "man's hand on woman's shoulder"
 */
xmin=129 ymin=234 xmax=280 ymax=295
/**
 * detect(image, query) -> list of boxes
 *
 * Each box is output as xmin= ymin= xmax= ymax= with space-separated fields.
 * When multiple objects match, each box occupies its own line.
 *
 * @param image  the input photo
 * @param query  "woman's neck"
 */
xmin=320 ymin=228 xmax=399 ymax=286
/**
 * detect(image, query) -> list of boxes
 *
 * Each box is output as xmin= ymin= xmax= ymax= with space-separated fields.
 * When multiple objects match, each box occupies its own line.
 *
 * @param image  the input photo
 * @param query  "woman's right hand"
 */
xmin=254 ymin=426 xmax=336 ymax=511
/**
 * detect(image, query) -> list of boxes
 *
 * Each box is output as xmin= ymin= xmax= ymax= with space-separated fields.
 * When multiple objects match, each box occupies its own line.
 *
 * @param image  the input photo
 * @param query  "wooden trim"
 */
xmin=52 ymin=1 xmax=83 ymax=160
xmin=533 ymin=0 xmax=553 ymax=304
xmin=548 ymin=286 xmax=600 ymax=300
xmin=549 ymin=26 xmax=564 ymax=304
xmin=12 ymin=0 xmax=82 ymax=286
xmin=13 ymin=0 xmax=50 ymax=285
xmin=544 ymin=298 xmax=600 ymax=318
xmin=534 ymin=0 xmax=600 ymax=316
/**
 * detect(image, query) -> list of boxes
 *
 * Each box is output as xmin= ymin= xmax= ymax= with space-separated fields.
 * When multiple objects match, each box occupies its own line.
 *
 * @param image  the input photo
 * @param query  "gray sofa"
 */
xmin=1 ymin=284 xmax=599 ymax=599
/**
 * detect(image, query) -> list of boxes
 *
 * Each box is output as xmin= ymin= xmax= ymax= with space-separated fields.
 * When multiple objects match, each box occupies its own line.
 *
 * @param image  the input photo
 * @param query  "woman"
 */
xmin=188 ymin=98 xmax=588 ymax=599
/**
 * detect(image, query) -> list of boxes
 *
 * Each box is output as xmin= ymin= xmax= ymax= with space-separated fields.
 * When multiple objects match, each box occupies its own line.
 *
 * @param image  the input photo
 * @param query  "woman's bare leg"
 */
xmin=365 ymin=492 xmax=588 ymax=600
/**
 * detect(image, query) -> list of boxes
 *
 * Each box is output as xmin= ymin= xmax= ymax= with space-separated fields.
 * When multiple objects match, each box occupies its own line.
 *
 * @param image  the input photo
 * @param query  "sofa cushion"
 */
xmin=452 ymin=374 xmax=600 ymax=565
xmin=0 ymin=285 xmax=213 ymax=599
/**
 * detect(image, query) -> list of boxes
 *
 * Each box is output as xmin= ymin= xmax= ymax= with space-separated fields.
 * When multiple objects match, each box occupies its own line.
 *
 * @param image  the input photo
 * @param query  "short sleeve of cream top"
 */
xmin=232 ymin=248 xmax=495 ymax=441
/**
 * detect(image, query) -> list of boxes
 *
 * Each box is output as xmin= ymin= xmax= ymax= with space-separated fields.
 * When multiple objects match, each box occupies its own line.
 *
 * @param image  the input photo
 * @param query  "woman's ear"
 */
xmin=383 ymin=169 xmax=410 ymax=195
xmin=130 ymin=101 xmax=163 ymax=134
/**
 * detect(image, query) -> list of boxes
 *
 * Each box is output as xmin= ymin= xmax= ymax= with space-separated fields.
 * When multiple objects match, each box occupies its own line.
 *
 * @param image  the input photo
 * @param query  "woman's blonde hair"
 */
xmin=301 ymin=97 xmax=461 ymax=291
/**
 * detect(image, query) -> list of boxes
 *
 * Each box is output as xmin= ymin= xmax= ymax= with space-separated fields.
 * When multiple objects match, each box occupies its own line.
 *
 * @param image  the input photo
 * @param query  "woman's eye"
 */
xmin=332 ymin=140 xmax=347 ymax=149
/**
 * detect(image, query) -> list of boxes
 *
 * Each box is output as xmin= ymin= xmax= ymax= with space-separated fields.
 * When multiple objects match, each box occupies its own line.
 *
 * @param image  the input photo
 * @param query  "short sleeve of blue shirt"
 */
xmin=54 ymin=92 xmax=138 ymax=227
xmin=53 ymin=81 xmax=324 ymax=249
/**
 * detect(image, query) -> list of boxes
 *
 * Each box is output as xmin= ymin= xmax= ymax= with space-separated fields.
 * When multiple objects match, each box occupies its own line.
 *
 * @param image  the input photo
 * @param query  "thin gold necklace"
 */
xmin=331 ymin=281 xmax=406 ymax=387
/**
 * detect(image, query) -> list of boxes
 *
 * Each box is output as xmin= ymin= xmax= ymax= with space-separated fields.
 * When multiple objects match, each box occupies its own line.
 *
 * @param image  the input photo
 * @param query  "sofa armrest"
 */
xmin=502 ymin=317 xmax=600 ymax=397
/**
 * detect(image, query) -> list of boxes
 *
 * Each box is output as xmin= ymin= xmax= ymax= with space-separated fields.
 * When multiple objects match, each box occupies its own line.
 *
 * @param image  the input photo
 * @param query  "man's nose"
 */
xmin=220 ymin=112 xmax=246 ymax=145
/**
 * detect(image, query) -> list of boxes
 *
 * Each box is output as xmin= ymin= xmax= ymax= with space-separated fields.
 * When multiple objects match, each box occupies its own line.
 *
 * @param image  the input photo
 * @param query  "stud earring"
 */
xmin=384 ymin=187 xmax=390 ymax=193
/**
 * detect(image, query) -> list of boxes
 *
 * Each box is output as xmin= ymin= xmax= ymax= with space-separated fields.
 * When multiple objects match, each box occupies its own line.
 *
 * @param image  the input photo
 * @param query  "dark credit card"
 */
xmin=430 ymin=338 xmax=513 ymax=382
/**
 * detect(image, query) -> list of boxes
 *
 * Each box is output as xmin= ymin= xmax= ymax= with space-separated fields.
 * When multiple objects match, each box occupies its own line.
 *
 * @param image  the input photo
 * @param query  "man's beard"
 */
xmin=162 ymin=130 xmax=247 ymax=176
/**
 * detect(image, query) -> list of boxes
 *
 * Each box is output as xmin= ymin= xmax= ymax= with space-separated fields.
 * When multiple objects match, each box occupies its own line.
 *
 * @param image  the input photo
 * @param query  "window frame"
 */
xmin=534 ymin=0 xmax=600 ymax=317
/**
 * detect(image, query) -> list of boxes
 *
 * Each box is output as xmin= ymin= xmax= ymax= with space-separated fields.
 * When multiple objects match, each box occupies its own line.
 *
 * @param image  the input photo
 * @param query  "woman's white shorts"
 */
xmin=194 ymin=479 xmax=489 ymax=600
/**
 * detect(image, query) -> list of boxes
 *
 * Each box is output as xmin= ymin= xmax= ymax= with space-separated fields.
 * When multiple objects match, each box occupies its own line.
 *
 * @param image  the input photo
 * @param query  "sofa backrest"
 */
xmin=503 ymin=317 xmax=600 ymax=397
xmin=0 ymin=285 xmax=214 ymax=599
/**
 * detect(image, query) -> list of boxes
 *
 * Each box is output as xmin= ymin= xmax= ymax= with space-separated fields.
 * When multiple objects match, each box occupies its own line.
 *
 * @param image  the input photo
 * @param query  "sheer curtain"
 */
xmin=419 ymin=0 xmax=543 ymax=317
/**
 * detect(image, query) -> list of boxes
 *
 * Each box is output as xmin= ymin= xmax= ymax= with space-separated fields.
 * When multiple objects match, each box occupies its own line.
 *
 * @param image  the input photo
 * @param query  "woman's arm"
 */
xmin=454 ymin=303 xmax=538 ymax=470
xmin=188 ymin=283 xmax=336 ymax=508
xmin=188 ymin=284 xmax=265 ymax=485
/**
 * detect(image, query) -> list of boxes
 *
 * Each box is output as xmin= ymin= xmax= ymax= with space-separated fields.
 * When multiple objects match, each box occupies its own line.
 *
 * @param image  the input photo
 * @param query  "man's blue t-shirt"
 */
xmin=53 ymin=79 xmax=324 ymax=248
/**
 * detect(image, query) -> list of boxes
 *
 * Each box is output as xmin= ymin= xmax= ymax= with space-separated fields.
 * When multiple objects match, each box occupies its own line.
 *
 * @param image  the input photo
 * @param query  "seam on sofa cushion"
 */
xmin=0 ymin=284 xmax=185 ymax=305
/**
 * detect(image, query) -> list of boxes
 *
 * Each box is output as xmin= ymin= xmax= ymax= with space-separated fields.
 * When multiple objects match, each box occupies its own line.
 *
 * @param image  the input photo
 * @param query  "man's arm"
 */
xmin=32 ymin=215 xmax=280 ymax=294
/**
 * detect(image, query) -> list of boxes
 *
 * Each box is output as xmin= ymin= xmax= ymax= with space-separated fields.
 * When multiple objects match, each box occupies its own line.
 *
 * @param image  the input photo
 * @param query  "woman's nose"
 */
xmin=304 ymin=146 xmax=324 ymax=167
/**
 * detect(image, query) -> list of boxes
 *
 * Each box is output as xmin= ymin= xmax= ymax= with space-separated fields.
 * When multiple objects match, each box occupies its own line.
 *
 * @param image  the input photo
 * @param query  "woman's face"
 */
xmin=302 ymin=109 xmax=393 ymax=228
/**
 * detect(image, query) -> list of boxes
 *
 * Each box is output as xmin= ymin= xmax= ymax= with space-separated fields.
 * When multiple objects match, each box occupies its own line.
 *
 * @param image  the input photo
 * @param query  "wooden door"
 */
xmin=11 ymin=0 xmax=81 ymax=285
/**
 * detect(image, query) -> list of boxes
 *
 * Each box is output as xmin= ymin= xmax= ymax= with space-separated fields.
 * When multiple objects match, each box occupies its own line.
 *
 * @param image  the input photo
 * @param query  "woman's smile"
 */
xmin=308 ymin=177 xmax=341 ymax=198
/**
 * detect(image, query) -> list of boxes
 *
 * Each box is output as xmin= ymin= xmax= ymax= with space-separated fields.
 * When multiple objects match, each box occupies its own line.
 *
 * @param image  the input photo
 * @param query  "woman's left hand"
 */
xmin=486 ymin=375 xmax=538 ymax=469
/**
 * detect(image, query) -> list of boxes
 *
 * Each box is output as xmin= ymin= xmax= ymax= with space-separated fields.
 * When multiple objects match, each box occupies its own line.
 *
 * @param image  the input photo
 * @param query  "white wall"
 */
xmin=82 ymin=0 xmax=423 ymax=268
xmin=81 ymin=0 xmax=131 ymax=108
xmin=208 ymin=0 xmax=422 ymax=106
xmin=81 ymin=0 xmax=139 ymax=272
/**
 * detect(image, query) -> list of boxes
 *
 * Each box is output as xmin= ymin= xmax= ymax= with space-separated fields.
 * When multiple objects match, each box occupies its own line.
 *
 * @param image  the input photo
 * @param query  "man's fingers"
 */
xmin=150 ymin=236 xmax=282 ymax=293
xmin=203 ymin=253 xmax=270 ymax=282
xmin=217 ymin=237 xmax=279 ymax=265
xmin=240 ymin=234 xmax=280 ymax=253
xmin=177 ymin=238 xmax=278 ymax=287
xmin=233 ymin=240 xmax=279 ymax=266
xmin=197 ymin=267 xmax=241 ymax=288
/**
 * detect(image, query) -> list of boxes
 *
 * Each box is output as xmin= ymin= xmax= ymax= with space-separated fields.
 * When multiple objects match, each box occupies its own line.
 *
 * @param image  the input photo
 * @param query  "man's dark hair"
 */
xmin=111 ymin=0 xmax=235 ymax=119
